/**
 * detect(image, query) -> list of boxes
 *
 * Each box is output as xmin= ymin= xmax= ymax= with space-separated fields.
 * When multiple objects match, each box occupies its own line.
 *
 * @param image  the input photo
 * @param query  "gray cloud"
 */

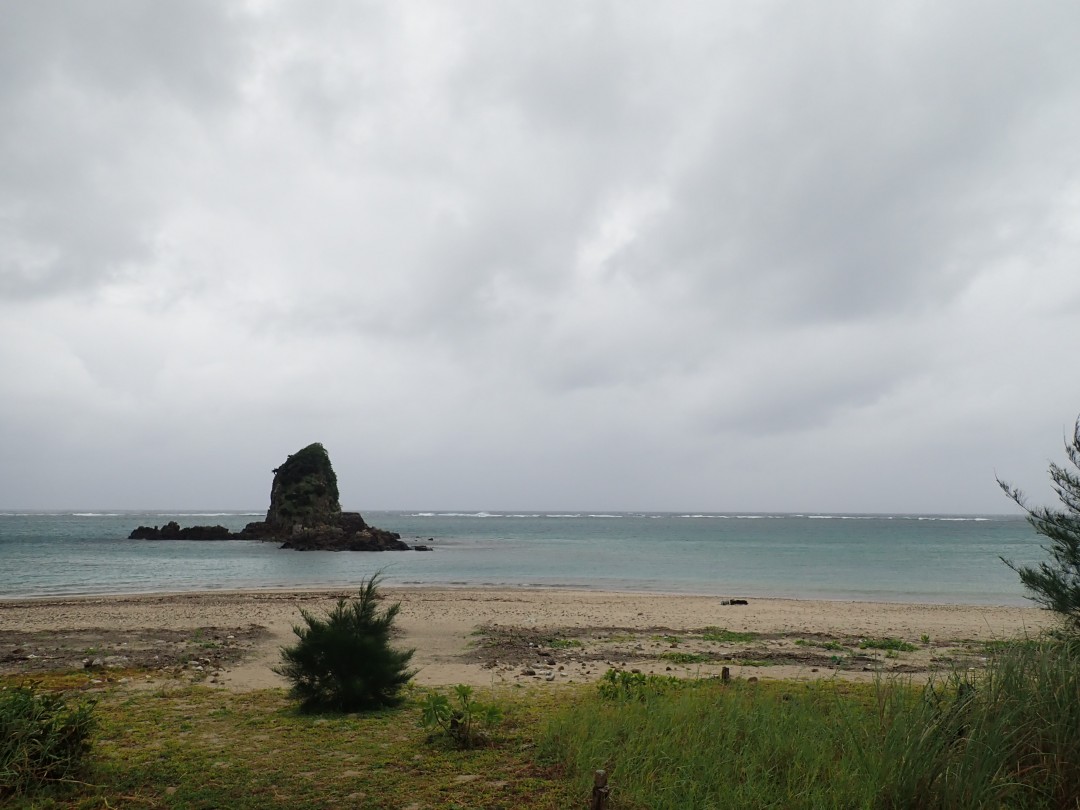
xmin=2 ymin=0 xmax=1079 ymax=511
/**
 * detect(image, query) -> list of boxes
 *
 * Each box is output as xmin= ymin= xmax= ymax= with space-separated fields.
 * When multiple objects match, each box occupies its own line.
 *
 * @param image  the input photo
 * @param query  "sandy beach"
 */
xmin=0 ymin=587 xmax=1054 ymax=689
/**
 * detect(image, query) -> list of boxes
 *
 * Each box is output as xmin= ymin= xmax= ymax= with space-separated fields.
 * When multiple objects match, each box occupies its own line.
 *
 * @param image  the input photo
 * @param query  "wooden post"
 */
xmin=590 ymin=769 xmax=609 ymax=810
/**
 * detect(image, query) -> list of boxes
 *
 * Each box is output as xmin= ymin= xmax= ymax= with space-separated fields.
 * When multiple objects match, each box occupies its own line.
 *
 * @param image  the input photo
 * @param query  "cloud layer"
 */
xmin=3 ymin=1 xmax=1080 ymax=511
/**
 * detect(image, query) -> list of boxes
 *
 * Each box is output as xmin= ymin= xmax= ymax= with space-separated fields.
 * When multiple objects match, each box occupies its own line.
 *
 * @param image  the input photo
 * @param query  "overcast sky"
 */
xmin=2 ymin=1 xmax=1079 ymax=513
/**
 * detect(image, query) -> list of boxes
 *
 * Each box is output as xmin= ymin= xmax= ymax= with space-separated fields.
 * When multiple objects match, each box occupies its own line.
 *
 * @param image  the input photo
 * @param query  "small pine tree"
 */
xmin=277 ymin=576 xmax=415 ymax=712
xmin=999 ymin=415 xmax=1080 ymax=632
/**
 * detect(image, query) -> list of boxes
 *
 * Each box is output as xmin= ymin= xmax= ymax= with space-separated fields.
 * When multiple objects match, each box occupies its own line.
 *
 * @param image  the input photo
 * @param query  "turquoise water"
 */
xmin=0 ymin=510 xmax=1047 ymax=605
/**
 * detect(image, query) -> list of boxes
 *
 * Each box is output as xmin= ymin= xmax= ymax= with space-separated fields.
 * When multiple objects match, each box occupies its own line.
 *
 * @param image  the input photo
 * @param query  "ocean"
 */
xmin=0 ymin=511 xmax=1048 ymax=606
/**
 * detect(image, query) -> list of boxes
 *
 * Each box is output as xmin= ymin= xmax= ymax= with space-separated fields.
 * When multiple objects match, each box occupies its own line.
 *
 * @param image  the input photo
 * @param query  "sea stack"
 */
xmin=130 ymin=443 xmax=410 ymax=551
xmin=264 ymin=442 xmax=343 ymax=532
xmin=240 ymin=443 xmax=409 ymax=551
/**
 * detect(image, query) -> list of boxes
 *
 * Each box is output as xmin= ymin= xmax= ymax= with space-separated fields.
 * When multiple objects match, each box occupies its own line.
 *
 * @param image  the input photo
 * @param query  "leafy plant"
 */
xmin=276 ymin=576 xmax=415 ymax=713
xmin=419 ymin=685 xmax=502 ymax=748
xmin=596 ymin=669 xmax=683 ymax=701
xmin=0 ymin=683 xmax=97 ymax=797
xmin=999 ymin=414 xmax=1080 ymax=632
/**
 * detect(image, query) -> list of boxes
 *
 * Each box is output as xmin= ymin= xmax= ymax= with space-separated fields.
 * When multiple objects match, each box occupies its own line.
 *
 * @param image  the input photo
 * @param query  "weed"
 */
xmin=699 ymin=627 xmax=757 ymax=643
xmin=419 ymin=684 xmax=503 ymax=749
xmin=0 ymin=683 xmax=97 ymax=797
xmin=660 ymin=652 xmax=710 ymax=665
xmin=596 ymin=669 xmax=684 ymax=701
xmin=858 ymin=637 xmax=917 ymax=652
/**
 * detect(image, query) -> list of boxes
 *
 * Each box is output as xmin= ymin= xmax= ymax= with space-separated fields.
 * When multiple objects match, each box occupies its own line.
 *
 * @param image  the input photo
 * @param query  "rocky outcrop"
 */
xmin=129 ymin=443 xmax=412 ymax=552
xmin=128 ymin=521 xmax=235 ymax=541
xmin=272 ymin=511 xmax=410 ymax=551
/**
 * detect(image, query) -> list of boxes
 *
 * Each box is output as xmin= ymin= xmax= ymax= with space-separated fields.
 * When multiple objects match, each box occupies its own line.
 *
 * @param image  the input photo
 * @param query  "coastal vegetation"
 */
xmin=276 ymin=576 xmax=416 ymax=713
xmin=543 ymin=637 xmax=1080 ymax=808
xmin=6 ymin=636 xmax=1079 ymax=808
xmin=419 ymin=684 xmax=504 ymax=749
xmin=266 ymin=442 xmax=341 ymax=529
xmin=0 ymin=683 xmax=96 ymax=798
xmin=998 ymin=414 xmax=1080 ymax=631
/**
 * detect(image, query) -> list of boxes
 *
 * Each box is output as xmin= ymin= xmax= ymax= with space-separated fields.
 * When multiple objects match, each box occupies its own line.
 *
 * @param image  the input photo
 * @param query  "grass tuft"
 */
xmin=699 ymin=627 xmax=757 ymax=643
xmin=858 ymin=637 xmax=917 ymax=652
xmin=0 ymin=683 xmax=97 ymax=798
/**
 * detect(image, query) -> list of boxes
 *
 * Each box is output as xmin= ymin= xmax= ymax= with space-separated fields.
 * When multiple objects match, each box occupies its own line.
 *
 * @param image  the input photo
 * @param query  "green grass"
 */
xmin=659 ymin=652 xmax=710 ymax=665
xmin=540 ymin=638 xmax=1080 ymax=809
xmin=699 ymin=627 xmax=757 ymax=643
xmin=1 ymin=683 xmax=97 ymax=797
xmin=981 ymin=637 xmax=1041 ymax=654
xmin=858 ymin=637 xmax=917 ymax=652
xmin=8 ymin=635 xmax=1078 ymax=809
xmin=1 ymin=684 xmax=577 ymax=809
xmin=540 ymin=678 xmax=881 ymax=809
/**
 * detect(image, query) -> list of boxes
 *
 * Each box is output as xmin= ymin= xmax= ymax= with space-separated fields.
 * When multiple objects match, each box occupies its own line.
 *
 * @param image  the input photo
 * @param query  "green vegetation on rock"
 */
xmin=267 ymin=442 xmax=341 ymax=528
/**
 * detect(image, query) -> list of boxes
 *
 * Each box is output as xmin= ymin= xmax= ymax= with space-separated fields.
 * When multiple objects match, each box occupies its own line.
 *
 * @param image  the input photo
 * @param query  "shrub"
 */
xmin=419 ymin=684 xmax=503 ymax=748
xmin=277 ymin=576 xmax=415 ymax=712
xmin=999 ymin=414 xmax=1080 ymax=631
xmin=0 ymin=683 xmax=97 ymax=797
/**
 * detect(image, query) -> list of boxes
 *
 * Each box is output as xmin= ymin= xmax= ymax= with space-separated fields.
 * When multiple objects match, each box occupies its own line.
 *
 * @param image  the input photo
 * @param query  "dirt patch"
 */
xmin=465 ymin=624 xmax=990 ymax=684
xmin=0 ymin=625 xmax=269 ymax=679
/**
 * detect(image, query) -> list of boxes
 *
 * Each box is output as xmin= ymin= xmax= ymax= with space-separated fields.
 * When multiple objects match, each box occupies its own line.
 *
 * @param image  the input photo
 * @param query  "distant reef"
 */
xmin=129 ymin=443 xmax=420 ymax=552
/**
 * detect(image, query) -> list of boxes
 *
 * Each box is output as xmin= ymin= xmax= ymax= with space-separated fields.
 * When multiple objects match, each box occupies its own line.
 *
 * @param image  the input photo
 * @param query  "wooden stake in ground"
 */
xmin=591 ymin=769 xmax=609 ymax=810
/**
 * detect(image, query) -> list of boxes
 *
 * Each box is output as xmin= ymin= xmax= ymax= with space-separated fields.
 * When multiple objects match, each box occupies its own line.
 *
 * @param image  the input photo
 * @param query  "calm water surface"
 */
xmin=0 ymin=510 xmax=1046 ymax=605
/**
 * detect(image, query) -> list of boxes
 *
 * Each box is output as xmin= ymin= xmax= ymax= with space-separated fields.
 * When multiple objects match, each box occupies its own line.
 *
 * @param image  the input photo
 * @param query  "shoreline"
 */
xmin=0 ymin=586 xmax=1055 ymax=689
xmin=0 ymin=581 xmax=1034 ymax=608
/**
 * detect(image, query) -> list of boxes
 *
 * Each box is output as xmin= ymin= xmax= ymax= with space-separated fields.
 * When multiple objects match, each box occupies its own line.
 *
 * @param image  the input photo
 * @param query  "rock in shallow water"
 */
xmin=129 ymin=443 xmax=410 ymax=551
